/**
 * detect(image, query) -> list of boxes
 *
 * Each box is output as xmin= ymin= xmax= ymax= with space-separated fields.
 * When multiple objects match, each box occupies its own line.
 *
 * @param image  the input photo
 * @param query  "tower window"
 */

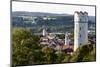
xmin=80 ymin=27 xmax=81 ymax=30
xmin=80 ymin=34 xmax=81 ymax=38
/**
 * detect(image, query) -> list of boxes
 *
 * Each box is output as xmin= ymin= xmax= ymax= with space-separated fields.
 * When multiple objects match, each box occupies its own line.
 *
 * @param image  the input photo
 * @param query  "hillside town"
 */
xmin=39 ymin=28 xmax=74 ymax=54
xmin=39 ymin=11 xmax=96 ymax=55
xmin=12 ymin=1 xmax=96 ymax=66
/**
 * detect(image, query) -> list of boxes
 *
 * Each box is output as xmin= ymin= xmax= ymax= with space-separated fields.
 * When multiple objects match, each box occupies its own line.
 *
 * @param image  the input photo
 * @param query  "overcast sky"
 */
xmin=12 ymin=1 xmax=95 ymax=16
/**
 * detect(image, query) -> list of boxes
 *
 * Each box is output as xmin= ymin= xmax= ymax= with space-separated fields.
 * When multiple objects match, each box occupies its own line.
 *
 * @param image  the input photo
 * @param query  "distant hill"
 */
xmin=12 ymin=11 xmax=96 ymax=33
xmin=88 ymin=16 xmax=96 ymax=23
xmin=12 ymin=11 xmax=95 ymax=22
xmin=12 ymin=11 xmax=71 ymax=17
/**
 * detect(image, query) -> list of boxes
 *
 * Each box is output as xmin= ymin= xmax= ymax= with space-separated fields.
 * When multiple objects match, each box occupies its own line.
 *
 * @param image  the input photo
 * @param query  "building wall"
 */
xmin=74 ymin=11 xmax=88 ymax=51
xmin=65 ymin=33 xmax=69 ymax=45
xmin=43 ymin=29 xmax=46 ymax=36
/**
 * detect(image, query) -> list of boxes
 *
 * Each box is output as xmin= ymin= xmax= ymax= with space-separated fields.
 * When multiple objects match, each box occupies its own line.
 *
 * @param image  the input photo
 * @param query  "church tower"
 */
xmin=74 ymin=11 xmax=88 ymax=51
xmin=42 ymin=28 xmax=47 ymax=36
xmin=65 ymin=33 xmax=69 ymax=45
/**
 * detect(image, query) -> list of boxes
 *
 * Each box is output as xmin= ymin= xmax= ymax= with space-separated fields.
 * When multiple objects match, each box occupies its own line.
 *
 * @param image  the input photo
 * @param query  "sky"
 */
xmin=12 ymin=1 xmax=95 ymax=16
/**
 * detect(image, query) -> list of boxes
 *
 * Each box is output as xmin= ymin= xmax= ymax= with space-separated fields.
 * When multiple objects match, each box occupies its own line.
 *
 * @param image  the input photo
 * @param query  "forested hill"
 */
xmin=12 ymin=11 xmax=71 ymax=17
xmin=12 ymin=11 xmax=95 ymax=23
xmin=12 ymin=11 xmax=96 ymax=33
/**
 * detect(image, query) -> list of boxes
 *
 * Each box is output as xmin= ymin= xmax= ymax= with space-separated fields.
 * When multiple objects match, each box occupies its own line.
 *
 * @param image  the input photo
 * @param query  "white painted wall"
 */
xmin=74 ymin=11 xmax=88 ymax=51
xmin=43 ymin=29 xmax=46 ymax=36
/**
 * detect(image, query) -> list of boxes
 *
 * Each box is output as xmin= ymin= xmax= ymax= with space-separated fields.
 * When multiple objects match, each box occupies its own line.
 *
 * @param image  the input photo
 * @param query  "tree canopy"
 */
xmin=12 ymin=28 xmax=96 ymax=67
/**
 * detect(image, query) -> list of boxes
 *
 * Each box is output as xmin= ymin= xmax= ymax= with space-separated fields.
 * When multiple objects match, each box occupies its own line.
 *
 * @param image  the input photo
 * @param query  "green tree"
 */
xmin=12 ymin=28 xmax=41 ymax=67
xmin=82 ymin=44 xmax=96 ymax=62
xmin=55 ymin=51 xmax=67 ymax=63
xmin=69 ymin=44 xmax=96 ymax=62
xmin=41 ymin=46 xmax=55 ymax=64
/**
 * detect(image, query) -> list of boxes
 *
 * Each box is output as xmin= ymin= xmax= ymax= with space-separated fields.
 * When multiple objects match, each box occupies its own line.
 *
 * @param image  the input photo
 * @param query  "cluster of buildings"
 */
xmin=39 ymin=11 xmax=89 ymax=54
xmin=40 ymin=29 xmax=74 ymax=54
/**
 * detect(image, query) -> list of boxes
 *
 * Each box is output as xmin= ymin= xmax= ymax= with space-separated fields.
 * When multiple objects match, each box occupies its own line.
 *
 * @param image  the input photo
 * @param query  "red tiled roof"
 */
xmin=62 ymin=44 xmax=74 ymax=50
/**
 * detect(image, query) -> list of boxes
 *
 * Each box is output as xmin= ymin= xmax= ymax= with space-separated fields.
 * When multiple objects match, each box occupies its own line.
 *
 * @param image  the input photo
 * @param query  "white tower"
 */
xmin=43 ymin=28 xmax=47 ymax=36
xmin=74 ymin=11 xmax=88 ymax=51
xmin=65 ymin=33 xmax=69 ymax=45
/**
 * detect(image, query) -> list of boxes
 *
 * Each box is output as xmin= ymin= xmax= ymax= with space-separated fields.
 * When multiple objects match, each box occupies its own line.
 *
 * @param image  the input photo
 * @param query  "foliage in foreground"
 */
xmin=12 ymin=28 xmax=96 ymax=67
